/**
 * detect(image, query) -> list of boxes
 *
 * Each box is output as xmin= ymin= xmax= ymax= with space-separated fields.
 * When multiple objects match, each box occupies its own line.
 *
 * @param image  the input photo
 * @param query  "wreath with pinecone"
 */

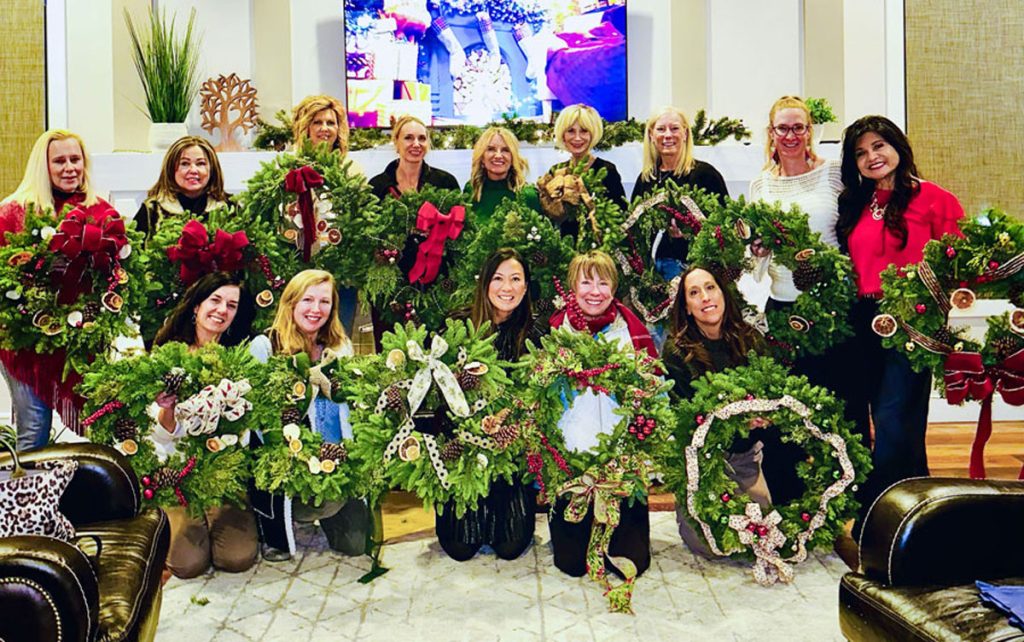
xmin=235 ymin=142 xmax=379 ymax=288
xmin=687 ymin=196 xmax=856 ymax=360
xmin=452 ymin=196 xmax=574 ymax=323
xmin=0 ymin=202 xmax=146 ymax=374
xmin=873 ymin=209 xmax=1024 ymax=478
xmin=250 ymin=351 xmax=366 ymax=506
xmin=345 ymin=320 xmax=519 ymax=516
xmin=79 ymin=342 xmax=276 ymax=516
xmin=140 ymin=208 xmax=292 ymax=344
xmin=361 ymin=185 xmax=475 ymax=331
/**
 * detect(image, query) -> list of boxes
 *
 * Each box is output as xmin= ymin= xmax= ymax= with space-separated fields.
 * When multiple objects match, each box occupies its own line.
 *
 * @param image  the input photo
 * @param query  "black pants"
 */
xmin=548 ymin=496 xmax=650 ymax=579
xmin=435 ymin=479 xmax=537 ymax=561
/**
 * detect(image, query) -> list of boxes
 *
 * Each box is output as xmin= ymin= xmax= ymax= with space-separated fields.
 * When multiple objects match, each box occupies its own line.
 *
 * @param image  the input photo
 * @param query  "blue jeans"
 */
xmin=655 ymin=257 xmax=685 ymax=282
xmin=870 ymin=347 xmax=932 ymax=492
xmin=337 ymin=285 xmax=358 ymax=337
xmin=1 ymin=362 xmax=52 ymax=451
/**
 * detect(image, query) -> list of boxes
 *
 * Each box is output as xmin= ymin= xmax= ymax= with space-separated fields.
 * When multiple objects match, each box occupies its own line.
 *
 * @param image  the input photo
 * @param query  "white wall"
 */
xmin=626 ymin=0 xmax=675 ymax=119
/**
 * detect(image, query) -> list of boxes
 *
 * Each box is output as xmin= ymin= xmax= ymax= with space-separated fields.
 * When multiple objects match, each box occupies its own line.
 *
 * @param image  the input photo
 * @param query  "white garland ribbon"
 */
xmin=728 ymin=503 xmax=793 ymax=586
xmin=683 ymin=395 xmax=856 ymax=585
xmin=307 ymin=347 xmax=345 ymax=404
xmin=406 ymin=335 xmax=470 ymax=417
xmin=175 ymin=378 xmax=253 ymax=436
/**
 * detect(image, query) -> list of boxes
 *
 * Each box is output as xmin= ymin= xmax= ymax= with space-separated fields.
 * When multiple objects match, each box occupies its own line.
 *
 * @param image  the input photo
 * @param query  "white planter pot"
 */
xmin=148 ymin=122 xmax=188 ymax=153
xmin=812 ymin=124 xmax=826 ymax=147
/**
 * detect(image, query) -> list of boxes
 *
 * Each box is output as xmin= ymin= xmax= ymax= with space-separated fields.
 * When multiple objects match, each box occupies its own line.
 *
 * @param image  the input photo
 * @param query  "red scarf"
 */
xmin=549 ymin=298 xmax=658 ymax=360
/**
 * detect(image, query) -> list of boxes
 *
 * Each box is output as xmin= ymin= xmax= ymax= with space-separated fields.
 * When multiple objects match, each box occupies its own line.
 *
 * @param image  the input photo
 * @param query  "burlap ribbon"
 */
xmin=408 ymin=202 xmax=465 ymax=285
xmin=166 ymin=219 xmax=249 ymax=286
xmin=175 ymin=378 xmax=253 ymax=436
xmin=48 ymin=204 xmax=128 ymax=305
xmin=728 ymin=503 xmax=793 ymax=586
xmin=538 ymin=168 xmax=594 ymax=225
xmin=307 ymin=347 xmax=346 ymax=404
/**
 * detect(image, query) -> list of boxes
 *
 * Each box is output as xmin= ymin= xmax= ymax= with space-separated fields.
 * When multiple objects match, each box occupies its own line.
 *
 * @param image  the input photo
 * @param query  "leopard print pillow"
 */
xmin=0 ymin=459 xmax=78 ymax=541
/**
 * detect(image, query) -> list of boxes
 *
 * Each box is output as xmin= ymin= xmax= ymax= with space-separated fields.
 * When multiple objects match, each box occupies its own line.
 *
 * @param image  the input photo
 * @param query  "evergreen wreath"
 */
xmin=452 ymin=195 xmax=574 ymax=322
xmin=79 ymin=342 xmax=276 ymax=516
xmin=345 ymin=320 xmax=518 ymax=516
xmin=0 ymin=202 xmax=145 ymax=374
xmin=251 ymin=351 xmax=365 ymax=506
xmin=688 ymin=196 xmax=856 ymax=360
xmin=666 ymin=355 xmax=871 ymax=586
xmin=874 ymin=209 xmax=1024 ymax=478
xmin=237 ymin=142 xmax=379 ymax=288
xmin=363 ymin=185 xmax=475 ymax=330
xmin=140 ymin=208 xmax=291 ymax=343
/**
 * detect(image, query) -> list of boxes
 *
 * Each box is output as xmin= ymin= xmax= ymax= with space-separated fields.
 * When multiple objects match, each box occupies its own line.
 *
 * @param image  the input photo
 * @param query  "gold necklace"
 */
xmin=869 ymin=192 xmax=886 ymax=221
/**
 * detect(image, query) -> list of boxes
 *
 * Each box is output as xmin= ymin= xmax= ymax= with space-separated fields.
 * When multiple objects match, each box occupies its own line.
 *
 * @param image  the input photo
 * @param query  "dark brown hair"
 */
xmin=153 ymin=272 xmax=255 ymax=348
xmin=468 ymin=248 xmax=534 ymax=358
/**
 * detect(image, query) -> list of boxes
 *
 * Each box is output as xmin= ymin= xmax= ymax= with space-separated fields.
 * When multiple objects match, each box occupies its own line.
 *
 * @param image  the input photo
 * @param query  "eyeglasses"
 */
xmin=772 ymin=124 xmax=808 ymax=137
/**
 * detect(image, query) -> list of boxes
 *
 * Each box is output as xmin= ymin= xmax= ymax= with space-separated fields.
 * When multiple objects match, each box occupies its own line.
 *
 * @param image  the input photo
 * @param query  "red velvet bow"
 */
xmin=166 ymin=219 xmax=249 ymax=286
xmin=943 ymin=349 xmax=1024 ymax=479
xmin=48 ymin=203 xmax=127 ymax=305
xmin=408 ymin=202 xmax=465 ymax=285
xmin=284 ymin=166 xmax=324 ymax=262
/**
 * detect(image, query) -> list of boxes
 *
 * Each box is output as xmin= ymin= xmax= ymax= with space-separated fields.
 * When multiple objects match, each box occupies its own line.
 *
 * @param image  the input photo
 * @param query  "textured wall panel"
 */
xmin=0 ymin=0 xmax=45 ymax=195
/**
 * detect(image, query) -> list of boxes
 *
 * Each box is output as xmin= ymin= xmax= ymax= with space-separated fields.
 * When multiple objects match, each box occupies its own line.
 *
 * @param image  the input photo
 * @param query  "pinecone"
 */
xmin=281 ymin=406 xmax=303 ymax=425
xmin=82 ymin=301 xmax=101 ymax=323
xmin=492 ymin=426 xmax=520 ymax=450
xmin=439 ymin=278 xmax=457 ymax=294
xmin=113 ymin=417 xmax=138 ymax=441
xmin=152 ymin=467 xmax=178 ymax=488
xmin=162 ymin=369 xmax=187 ymax=395
xmin=1010 ymin=283 xmax=1024 ymax=308
xmin=992 ymin=335 xmax=1024 ymax=361
xmin=792 ymin=262 xmax=824 ymax=291
xmin=319 ymin=442 xmax=347 ymax=462
xmin=530 ymin=250 xmax=549 ymax=267
xmin=329 ymin=376 xmax=344 ymax=395
xmin=440 ymin=438 xmax=464 ymax=462
xmin=456 ymin=371 xmax=480 ymax=391
xmin=933 ymin=326 xmax=955 ymax=347
xmin=712 ymin=263 xmax=742 ymax=283
xmin=384 ymin=385 xmax=403 ymax=411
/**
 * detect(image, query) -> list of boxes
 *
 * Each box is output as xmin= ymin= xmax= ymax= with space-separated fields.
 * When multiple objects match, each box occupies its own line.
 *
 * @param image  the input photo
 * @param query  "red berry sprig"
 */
xmin=658 ymin=204 xmax=703 ymax=235
xmin=540 ymin=434 xmax=571 ymax=475
xmin=562 ymin=363 xmax=621 ymax=395
xmin=714 ymin=225 xmax=725 ymax=250
xmin=627 ymin=414 xmax=656 ymax=441
xmin=526 ymin=452 xmax=545 ymax=495
xmin=82 ymin=400 xmax=125 ymax=427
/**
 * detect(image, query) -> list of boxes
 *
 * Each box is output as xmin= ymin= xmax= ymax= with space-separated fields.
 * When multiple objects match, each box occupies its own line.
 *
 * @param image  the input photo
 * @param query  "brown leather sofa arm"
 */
xmin=0 ymin=536 xmax=100 ymax=642
xmin=858 ymin=477 xmax=1024 ymax=586
xmin=1 ymin=443 xmax=140 ymax=526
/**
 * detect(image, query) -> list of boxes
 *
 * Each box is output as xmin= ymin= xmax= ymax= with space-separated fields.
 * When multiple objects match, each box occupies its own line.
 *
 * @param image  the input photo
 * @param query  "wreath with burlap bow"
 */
xmin=539 ymin=162 xmax=627 ymax=255
xmin=345 ymin=320 xmax=519 ymax=516
xmin=79 ymin=342 xmax=276 ymax=516
xmin=874 ymin=209 xmax=1024 ymax=479
xmin=0 ymin=202 xmax=145 ymax=374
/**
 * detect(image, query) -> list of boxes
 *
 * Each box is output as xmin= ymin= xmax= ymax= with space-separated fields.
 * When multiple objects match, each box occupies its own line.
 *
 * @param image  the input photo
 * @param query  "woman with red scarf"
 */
xmin=547 ymin=250 xmax=657 ymax=579
xmin=0 ymin=130 xmax=119 ymax=451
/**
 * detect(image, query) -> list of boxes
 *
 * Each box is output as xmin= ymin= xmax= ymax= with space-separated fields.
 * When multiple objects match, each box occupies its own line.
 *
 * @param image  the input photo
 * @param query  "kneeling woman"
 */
xmin=547 ymin=251 xmax=658 ymax=578
xmin=437 ymin=248 xmax=542 ymax=561
xmin=151 ymin=272 xmax=259 ymax=578
xmin=249 ymin=269 xmax=371 ymax=559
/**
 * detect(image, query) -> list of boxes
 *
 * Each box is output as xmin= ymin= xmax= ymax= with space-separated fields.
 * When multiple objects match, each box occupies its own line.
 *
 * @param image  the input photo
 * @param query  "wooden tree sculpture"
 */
xmin=199 ymin=73 xmax=259 ymax=152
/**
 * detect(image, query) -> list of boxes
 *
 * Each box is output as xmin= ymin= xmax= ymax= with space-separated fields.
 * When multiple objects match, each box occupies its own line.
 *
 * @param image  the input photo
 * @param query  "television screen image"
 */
xmin=344 ymin=0 xmax=627 ymax=128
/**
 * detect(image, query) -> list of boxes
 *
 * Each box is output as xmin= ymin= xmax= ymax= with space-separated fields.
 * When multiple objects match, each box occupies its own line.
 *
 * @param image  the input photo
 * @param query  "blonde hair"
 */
xmin=147 ymin=136 xmax=227 ymax=202
xmin=292 ymin=95 xmax=350 ymax=155
xmin=640 ymin=107 xmax=695 ymax=181
xmin=567 ymin=250 xmax=618 ymax=296
xmin=269 ymin=269 xmax=348 ymax=357
xmin=763 ymin=95 xmax=819 ymax=172
xmin=391 ymin=115 xmax=430 ymax=150
xmin=4 ymin=129 xmax=99 ymax=209
xmin=553 ymin=104 xmax=603 ymax=155
xmin=469 ymin=127 xmax=529 ymax=201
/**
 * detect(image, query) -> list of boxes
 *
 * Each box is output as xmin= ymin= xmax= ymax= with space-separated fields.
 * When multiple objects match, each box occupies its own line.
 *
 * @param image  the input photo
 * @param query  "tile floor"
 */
xmin=156 ymin=512 xmax=847 ymax=641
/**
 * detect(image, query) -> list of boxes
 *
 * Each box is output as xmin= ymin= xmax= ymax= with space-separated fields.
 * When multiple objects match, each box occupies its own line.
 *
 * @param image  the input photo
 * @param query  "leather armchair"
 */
xmin=0 ymin=443 xmax=170 ymax=642
xmin=839 ymin=477 xmax=1024 ymax=641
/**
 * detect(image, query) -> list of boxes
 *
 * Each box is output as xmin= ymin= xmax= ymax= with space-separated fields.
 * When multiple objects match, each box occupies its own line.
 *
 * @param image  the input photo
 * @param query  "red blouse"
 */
xmin=847 ymin=181 xmax=964 ymax=296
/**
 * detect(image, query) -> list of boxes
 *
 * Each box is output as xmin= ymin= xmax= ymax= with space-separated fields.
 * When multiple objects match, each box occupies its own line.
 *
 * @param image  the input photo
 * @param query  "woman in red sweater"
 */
xmin=835 ymin=115 xmax=963 ymax=517
xmin=0 ymin=129 xmax=116 ymax=450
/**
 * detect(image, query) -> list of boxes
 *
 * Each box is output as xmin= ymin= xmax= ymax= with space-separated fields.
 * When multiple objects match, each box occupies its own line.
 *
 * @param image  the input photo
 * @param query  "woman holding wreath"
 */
xmin=631 ymin=107 xmax=729 ymax=281
xmin=150 ymin=272 xmax=259 ymax=578
xmin=133 ymin=136 xmax=231 ymax=245
xmin=435 ymin=248 xmax=542 ymax=561
xmin=466 ymin=127 xmax=541 ymax=225
xmin=249 ymin=269 xmax=372 ymax=561
xmin=368 ymin=115 xmax=459 ymax=199
xmin=547 ymin=250 xmax=657 ymax=578
xmin=836 ymin=115 xmax=963 ymax=515
xmin=0 ymin=129 xmax=114 ymax=450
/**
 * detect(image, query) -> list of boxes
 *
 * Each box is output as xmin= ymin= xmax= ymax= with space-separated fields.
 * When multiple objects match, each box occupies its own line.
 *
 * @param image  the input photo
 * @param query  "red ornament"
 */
xmin=141 ymin=475 xmax=152 ymax=487
xmin=959 ymin=280 xmax=969 ymax=288
xmin=721 ymin=493 xmax=730 ymax=503
xmin=745 ymin=394 xmax=754 ymax=400
xmin=801 ymin=512 xmax=811 ymax=522
xmin=915 ymin=304 xmax=927 ymax=314
xmin=989 ymin=260 xmax=1000 ymax=270
xmin=143 ymin=488 xmax=154 ymax=500
xmin=696 ymin=414 xmax=704 ymax=425
xmin=757 ymin=526 xmax=768 ymax=537
xmin=945 ymin=246 xmax=956 ymax=258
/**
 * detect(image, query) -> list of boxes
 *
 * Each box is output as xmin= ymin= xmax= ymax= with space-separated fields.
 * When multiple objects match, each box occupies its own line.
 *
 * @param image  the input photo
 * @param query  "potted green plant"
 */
xmin=124 ymin=7 xmax=202 ymax=152
xmin=804 ymin=97 xmax=837 ymax=145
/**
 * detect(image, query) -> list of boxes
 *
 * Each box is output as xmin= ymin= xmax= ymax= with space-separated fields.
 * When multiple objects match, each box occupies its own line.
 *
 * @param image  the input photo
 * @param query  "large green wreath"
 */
xmin=537 ymin=162 xmax=628 ymax=256
xmin=452 ymin=195 xmax=574 ymax=322
xmin=362 ymin=186 xmax=475 ymax=330
xmin=237 ymin=142 xmax=378 ymax=288
xmin=688 ymin=196 xmax=856 ymax=359
xmin=250 ymin=351 xmax=366 ymax=506
xmin=0 ymin=202 xmax=146 ymax=374
xmin=79 ymin=342 xmax=276 ymax=516
xmin=344 ymin=320 xmax=519 ymax=516
xmin=140 ymin=208 xmax=292 ymax=342
xmin=665 ymin=355 xmax=871 ymax=586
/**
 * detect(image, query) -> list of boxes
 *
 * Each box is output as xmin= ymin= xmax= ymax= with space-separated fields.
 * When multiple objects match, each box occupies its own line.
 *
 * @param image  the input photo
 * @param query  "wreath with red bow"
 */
xmin=363 ymin=185 xmax=475 ymax=330
xmin=236 ymin=142 xmax=379 ymax=289
xmin=0 ymin=201 xmax=145 ymax=373
xmin=141 ymin=208 xmax=291 ymax=344
xmin=874 ymin=208 xmax=1024 ymax=479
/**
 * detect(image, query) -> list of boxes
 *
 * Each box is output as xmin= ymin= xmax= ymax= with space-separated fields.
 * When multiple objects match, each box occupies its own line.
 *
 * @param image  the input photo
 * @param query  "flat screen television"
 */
xmin=344 ymin=0 xmax=627 ymax=127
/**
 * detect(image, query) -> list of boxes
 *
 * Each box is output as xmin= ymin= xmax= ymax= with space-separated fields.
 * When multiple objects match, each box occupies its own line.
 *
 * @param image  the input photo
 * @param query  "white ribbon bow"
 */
xmin=307 ymin=348 xmax=344 ymax=404
xmin=728 ymin=502 xmax=793 ymax=586
xmin=175 ymin=378 xmax=253 ymax=436
xmin=406 ymin=336 xmax=470 ymax=417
